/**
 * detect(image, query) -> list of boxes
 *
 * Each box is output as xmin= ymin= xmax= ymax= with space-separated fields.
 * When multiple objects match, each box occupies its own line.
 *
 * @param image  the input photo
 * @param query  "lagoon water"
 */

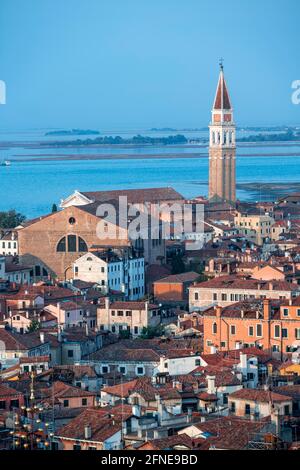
xmin=0 ymin=129 xmax=300 ymax=217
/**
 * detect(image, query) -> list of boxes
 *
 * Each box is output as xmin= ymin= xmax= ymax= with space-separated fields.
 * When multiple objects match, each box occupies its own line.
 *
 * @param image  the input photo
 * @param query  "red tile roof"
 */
xmin=229 ymin=388 xmax=292 ymax=403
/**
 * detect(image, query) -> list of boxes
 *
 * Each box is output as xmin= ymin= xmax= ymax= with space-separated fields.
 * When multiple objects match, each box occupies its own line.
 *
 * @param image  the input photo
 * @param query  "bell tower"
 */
xmin=208 ymin=61 xmax=236 ymax=204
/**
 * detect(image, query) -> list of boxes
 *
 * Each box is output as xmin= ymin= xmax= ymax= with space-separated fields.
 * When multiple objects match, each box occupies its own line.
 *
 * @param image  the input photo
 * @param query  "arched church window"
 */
xmin=57 ymin=237 xmax=66 ymax=252
xmin=78 ymin=237 xmax=88 ymax=252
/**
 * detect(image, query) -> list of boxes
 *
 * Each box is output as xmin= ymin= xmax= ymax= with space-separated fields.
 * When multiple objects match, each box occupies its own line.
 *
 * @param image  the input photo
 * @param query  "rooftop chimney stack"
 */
xmin=84 ymin=425 xmax=92 ymax=440
xmin=263 ymin=299 xmax=271 ymax=322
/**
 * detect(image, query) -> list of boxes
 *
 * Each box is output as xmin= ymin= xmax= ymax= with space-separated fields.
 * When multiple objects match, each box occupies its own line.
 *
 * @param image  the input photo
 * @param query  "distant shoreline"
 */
xmin=9 ymin=151 xmax=300 ymax=162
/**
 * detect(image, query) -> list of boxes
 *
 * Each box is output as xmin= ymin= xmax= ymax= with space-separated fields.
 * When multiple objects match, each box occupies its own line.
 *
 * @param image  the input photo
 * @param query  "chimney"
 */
xmin=239 ymin=352 xmax=247 ymax=370
xmin=209 ymin=259 xmax=215 ymax=272
xmin=105 ymin=297 xmax=110 ymax=310
xmin=39 ymin=331 xmax=45 ymax=344
xmin=207 ymin=375 xmax=216 ymax=395
xmin=271 ymin=408 xmax=281 ymax=437
xmin=263 ymin=299 xmax=271 ymax=322
xmin=215 ymin=306 xmax=222 ymax=318
xmin=269 ymin=282 xmax=273 ymax=291
xmin=84 ymin=425 xmax=92 ymax=440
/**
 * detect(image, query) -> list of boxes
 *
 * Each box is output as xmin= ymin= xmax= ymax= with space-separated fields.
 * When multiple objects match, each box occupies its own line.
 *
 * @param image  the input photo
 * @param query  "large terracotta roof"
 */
xmin=229 ymin=388 xmax=292 ymax=403
xmin=81 ymin=187 xmax=184 ymax=204
xmin=154 ymin=271 xmax=199 ymax=284
xmin=192 ymin=274 xmax=298 ymax=291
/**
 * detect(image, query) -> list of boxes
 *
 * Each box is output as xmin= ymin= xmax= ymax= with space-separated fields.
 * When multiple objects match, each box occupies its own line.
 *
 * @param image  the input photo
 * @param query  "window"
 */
xmin=102 ymin=365 xmax=109 ymax=374
xmin=126 ymin=311 xmax=132 ymax=317
xmin=78 ymin=237 xmax=87 ymax=252
xmin=221 ymin=341 xmax=226 ymax=348
xmin=231 ymin=402 xmax=236 ymax=412
xmin=248 ymin=326 xmax=254 ymax=337
xmin=283 ymin=308 xmax=289 ymax=317
xmin=82 ymin=398 xmax=87 ymax=406
xmin=68 ymin=235 xmax=77 ymax=252
xmin=274 ymin=325 xmax=280 ymax=338
xmin=73 ymin=444 xmax=81 ymax=450
xmin=119 ymin=366 xmax=126 ymax=374
xmin=117 ymin=311 xmax=123 ymax=316
xmin=295 ymin=328 xmax=300 ymax=340
xmin=213 ymin=293 xmax=217 ymax=301
xmin=247 ymin=372 xmax=254 ymax=380
xmin=212 ymin=322 xmax=217 ymax=334
xmin=256 ymin=324 xmax=262 ymax=337
xmin=195 ymin=359 xmax=201 ymax=366
xmin=111 ymin=310 xmax=115 ymax=316
xmin=63 ymin=400 xmax=69 ymax=407
xmin=221 ymin=293 xmax=227 ymax=301
xmin=230 ymin=325 xmax=236 ymax=336
xmin=223 ymin=393 xmax=228 ymax=405
xmin=194 ymin=292 xmax=199 ymax=301
xmin=245 ymin=404 xmax=251 ymax=415
xmin=0 ymin=401 xmax=6 ymax=409
xmin=297 ymin=309 xmax=300 ymax=317
xmin=284 ymin=405 xmax=290 ymax=416
xmin=134 ymin=326 xmax=139 ymax=335
xmin=282 ymin=328 xmax=288 ymax=338
xmin=136 ymin=366 xmax=144 ymax=375
xmin=57 ymin=237 xmax=66 ymax=252
xmin=69 ymin=217 xmax=76 ymax=225
xmin=67 ymin=350 xmax=74 ymax=358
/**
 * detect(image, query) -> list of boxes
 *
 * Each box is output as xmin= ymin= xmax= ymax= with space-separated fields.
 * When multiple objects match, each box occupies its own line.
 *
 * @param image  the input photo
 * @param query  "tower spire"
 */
xmin=213 ymin=62 xmax=232 ymax=111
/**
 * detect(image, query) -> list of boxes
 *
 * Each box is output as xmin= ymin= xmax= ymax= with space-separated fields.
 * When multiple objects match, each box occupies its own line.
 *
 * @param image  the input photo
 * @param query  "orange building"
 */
xmin=153 ymin=271 xmax=199 ymax=302
xmin=202 ymin=298 xmax=300 ymax=354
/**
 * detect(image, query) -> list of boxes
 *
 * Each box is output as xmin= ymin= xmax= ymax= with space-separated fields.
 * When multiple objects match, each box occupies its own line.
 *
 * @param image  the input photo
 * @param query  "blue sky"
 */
xmin=0 ymin=0 xmax=299 ymax=129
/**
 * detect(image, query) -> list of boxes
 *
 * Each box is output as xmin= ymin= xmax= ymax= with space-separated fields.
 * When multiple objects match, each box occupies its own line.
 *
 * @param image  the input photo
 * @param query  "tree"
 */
xmin=119 ymin=329 xmax=131 ymax=339
xmin=171 ymin=254 xmax=185 ymax=275
xmin=51 ymin=203 xmax=58 ymax=213
xmin=27 ymin=318 xmax=40 ymax=333
xmin=0 ymin=210 xmax=26 ymax=229
xmin=140 ymin=325 xmax=164 ymax=339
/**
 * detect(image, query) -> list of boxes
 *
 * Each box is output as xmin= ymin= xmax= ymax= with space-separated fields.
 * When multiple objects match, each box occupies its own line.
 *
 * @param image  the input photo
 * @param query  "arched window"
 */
xmin=57 ymin=237 xmax=66 ymax=252
xmin=212 ymin=322 xmax=217 ymax=334
xmin=78 ymin=237 xmax=88 ymax=252
xmin=57 ymin=235 xmax=88 ymax=253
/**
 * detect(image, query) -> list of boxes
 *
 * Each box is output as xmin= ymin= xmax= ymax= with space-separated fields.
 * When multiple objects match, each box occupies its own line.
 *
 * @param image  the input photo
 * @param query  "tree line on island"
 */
xmin=47 ymin=134 xmax=188 ymax=146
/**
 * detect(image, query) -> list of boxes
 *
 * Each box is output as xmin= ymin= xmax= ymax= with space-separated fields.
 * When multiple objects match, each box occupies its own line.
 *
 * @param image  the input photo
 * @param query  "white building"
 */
xmin=0 ymin=231 xmax=18 ymax=256
xmin=72 ymin=251 xmax=145 ymax=300
xmin=0 ymin=256 xmax=31 ymax=284
xmin=97 ymin=298 xmax=160 ymax=337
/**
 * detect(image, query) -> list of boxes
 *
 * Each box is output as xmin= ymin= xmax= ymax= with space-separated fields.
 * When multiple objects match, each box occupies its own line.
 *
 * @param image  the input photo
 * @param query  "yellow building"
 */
xmin=234 ymin=212 xmax=275 ymax=246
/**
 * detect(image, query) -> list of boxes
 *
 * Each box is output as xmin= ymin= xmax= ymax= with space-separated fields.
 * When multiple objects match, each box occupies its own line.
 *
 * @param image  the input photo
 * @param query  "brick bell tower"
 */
xmin=208 ymin=61 xmax=236 ymax=204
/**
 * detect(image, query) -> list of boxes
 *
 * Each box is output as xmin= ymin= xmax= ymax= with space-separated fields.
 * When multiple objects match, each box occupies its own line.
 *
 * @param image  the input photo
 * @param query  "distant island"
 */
xmin=150 ymin=127 xmax=207 ymax=132
xmin=237 ymin=129 xmax=300 ymax=143
xmin=47 ymin=134 xmax=188 ymax=146
xmin=45 ymin=129 xmax=100 ymax=136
